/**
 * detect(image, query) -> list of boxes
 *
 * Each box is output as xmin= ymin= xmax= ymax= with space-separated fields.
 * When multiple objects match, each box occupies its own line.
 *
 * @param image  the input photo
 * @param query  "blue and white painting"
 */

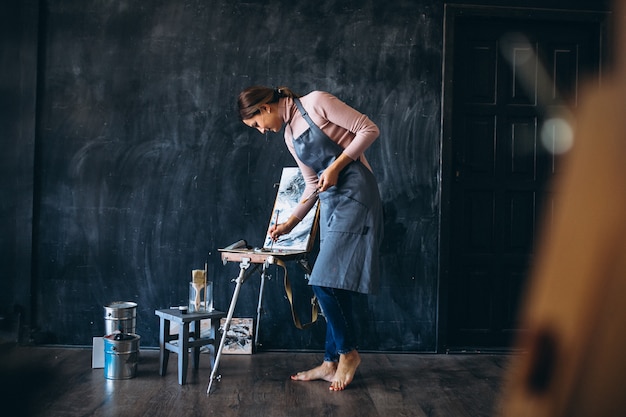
xmin=262 ymin=167 xmax=318 ymax=252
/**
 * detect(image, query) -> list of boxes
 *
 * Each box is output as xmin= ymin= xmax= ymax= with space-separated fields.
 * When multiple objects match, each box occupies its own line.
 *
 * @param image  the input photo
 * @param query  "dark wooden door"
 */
xmin=446 ymin=15 xmax=603 ymax=349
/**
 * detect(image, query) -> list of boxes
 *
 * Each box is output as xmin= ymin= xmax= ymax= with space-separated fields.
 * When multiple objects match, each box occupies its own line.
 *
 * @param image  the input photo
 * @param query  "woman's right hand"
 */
xmin=269 ymin=215 xmax=299 ymax=241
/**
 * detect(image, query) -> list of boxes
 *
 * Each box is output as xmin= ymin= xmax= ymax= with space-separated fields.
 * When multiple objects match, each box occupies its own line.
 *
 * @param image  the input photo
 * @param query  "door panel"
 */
xmin=447 ymin=16 xmax=602 ymax=349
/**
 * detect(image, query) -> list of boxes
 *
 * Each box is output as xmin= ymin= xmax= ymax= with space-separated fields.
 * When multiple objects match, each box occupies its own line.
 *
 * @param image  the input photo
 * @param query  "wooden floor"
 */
xmin=0 ymin=344 xmax=509 ymax=417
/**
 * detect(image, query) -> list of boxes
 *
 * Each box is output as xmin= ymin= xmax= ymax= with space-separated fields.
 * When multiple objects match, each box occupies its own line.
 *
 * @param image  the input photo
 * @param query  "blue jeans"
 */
xmin=312 ymin=285 xmax=357 ymax=362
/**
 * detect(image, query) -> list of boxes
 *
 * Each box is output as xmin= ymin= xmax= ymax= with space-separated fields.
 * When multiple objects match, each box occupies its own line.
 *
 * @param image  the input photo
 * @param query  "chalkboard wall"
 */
xmin=0 ymin=0 xmax=612 ymax=351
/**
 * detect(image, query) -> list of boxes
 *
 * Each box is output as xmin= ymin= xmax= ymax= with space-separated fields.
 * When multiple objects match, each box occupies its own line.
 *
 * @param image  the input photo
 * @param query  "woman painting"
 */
xmin=237 ymin=86 xmax=383 ymax=391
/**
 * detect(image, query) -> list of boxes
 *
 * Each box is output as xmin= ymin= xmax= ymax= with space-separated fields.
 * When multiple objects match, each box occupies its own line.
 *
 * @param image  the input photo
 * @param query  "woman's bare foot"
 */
xmin=290 ymin=360 xmax=337 ymax=382
xmin=329 ymin=350 xmax=361 ymax=391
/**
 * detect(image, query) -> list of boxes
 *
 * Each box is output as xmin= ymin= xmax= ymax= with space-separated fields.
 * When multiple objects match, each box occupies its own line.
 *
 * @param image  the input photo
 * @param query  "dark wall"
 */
xmin=29 ymin=0 xmax=444 ymax=350
xmin=2 ymin=0 xmax=612 ymax=350
xmin=0 ymin=0 xmax=38 ymax=341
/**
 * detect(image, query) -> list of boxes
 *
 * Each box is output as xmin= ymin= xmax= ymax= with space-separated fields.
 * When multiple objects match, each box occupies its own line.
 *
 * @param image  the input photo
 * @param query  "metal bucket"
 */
xmin=104 ymin=301 xmax=137 ymax=335
xmin=104 ymin=333 xmax=140 ymax=379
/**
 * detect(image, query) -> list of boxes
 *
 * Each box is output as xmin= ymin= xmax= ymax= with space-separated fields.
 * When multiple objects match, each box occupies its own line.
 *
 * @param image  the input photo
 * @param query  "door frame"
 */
xmin=438 ymin=4 xmax=610 ymax=353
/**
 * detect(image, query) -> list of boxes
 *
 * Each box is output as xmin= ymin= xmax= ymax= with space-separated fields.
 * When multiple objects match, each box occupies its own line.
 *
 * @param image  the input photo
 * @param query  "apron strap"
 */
xmin=294 ymin=98 xmax=319 ymax=132
xmin=273 ymin=257 xmax=319 ymax=330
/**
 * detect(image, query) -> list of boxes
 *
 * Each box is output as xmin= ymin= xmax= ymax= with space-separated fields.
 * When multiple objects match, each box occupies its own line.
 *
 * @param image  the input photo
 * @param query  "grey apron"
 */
xmin=293 ymin=98 xmax=383 ymax=294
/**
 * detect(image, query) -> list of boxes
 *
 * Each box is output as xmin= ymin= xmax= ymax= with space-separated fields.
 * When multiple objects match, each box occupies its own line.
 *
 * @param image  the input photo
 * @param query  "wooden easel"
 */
xmin=207 ymin=168 xmax=320 ymax=395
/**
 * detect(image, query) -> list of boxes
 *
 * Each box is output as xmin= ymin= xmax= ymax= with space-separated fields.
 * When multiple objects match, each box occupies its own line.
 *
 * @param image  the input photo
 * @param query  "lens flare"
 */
xmin=541 ymin=117 xmax=574 ymax=155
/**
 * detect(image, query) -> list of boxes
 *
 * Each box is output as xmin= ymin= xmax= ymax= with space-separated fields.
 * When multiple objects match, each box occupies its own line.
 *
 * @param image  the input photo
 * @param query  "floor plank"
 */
xmin=0 ymin=345 xmax=508 ymax=417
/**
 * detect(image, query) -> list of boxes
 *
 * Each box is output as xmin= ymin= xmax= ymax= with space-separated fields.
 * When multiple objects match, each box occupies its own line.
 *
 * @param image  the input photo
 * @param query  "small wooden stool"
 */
xmin=155 ymin=308 xmax=226 ymax=385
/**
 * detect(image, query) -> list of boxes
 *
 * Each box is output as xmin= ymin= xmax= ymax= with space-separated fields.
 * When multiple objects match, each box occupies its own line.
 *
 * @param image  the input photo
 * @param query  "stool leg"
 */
xmin=192 ymin=319 xmax=201 ymax=370
xmin=178 ymin=321 xmax=190 ymax=385
xmin=209 ymin=317 xmax=220 ymax=370
xmin=159 ymin=317 xmax=170 ymax=376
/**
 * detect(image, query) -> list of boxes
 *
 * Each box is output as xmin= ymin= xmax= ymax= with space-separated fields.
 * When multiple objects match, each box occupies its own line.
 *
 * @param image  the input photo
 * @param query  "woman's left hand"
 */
xmin=318 ymin=153 xmax=353 ymax=191
xmin=318 ymin=168 xmax=339 ymax=192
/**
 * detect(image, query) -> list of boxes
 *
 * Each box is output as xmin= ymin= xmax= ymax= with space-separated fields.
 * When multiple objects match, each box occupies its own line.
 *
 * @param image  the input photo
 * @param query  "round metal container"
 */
xmin=104 ymin=301 xmax=137 ymax=335
xmin=104 ymin=333 xmax=140 ymax=379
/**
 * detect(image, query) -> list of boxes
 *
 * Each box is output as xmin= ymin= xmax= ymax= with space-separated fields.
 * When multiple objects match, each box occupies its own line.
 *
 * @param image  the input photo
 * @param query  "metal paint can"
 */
xmin=104 ymin=301 xmax=137 ymax=335
xmin=104 ymin=333 xmax=140 ymax=379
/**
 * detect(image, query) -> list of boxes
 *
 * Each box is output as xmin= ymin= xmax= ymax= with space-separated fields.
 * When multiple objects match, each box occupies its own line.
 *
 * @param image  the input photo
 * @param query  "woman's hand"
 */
xmin=317 ymin=153 xmax=353 ymax=191
xmin=269 ymin=215 xmax=299 ymax=241
xmin=318 ymin=167 xmax=339 ymax=192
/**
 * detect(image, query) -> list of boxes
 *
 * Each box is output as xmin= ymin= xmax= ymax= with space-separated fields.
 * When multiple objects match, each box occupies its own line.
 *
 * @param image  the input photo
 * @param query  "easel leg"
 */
xmin=254 ymin=262 xmax=269 ymax=349
xmin=207 ymin=258 xmax=250 ymax=395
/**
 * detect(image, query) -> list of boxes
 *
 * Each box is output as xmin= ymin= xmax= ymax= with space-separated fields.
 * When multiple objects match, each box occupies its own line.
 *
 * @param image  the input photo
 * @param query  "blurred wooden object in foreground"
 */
xmin=498 ymin=2 xmax=626 ymax=416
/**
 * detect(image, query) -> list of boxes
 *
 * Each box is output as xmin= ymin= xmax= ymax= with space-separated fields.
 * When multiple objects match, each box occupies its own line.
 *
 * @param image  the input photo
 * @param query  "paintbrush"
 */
xmin=191 ymin=269 xmax=205 ymax=312
xmin=301 ymin=187 xmax=320 ymax=204
xmin=270 ymin=210 xmax=279 ymax=251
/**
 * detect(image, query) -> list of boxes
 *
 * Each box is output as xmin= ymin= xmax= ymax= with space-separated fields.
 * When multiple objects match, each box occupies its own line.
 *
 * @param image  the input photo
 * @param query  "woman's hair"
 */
xmin=237 ymin=86 xmax=299 ymax=120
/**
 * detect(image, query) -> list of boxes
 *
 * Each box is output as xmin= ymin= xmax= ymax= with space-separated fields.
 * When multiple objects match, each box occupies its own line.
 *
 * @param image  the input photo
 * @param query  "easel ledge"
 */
xmin=219 ymin=249 xmax=309 ymax=265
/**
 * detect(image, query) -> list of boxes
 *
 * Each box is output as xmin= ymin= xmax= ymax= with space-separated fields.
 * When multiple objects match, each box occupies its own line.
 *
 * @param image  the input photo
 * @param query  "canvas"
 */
xmin=261 ymin=167 xmax=319 ymax=253
xmin=220 ymin=318 xmax=254 ymax=354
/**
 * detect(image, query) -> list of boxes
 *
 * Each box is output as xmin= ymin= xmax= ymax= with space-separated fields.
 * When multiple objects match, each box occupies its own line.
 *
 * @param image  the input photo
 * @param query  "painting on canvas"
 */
xmin=262 ymin=167 xmax=319 ymax=252
xmin=220 ymin=318 xmax=254 ymax=355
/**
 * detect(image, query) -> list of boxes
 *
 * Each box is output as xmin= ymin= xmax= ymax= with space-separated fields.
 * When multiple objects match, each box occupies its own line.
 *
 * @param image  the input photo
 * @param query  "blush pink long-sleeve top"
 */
xmin=278 ymin=91 xmax=380 ymax=220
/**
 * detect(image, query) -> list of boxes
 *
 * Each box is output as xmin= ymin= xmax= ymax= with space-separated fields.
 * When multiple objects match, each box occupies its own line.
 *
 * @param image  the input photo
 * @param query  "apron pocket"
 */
xmin=323 ymin=193 xmax=369 ymax=235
